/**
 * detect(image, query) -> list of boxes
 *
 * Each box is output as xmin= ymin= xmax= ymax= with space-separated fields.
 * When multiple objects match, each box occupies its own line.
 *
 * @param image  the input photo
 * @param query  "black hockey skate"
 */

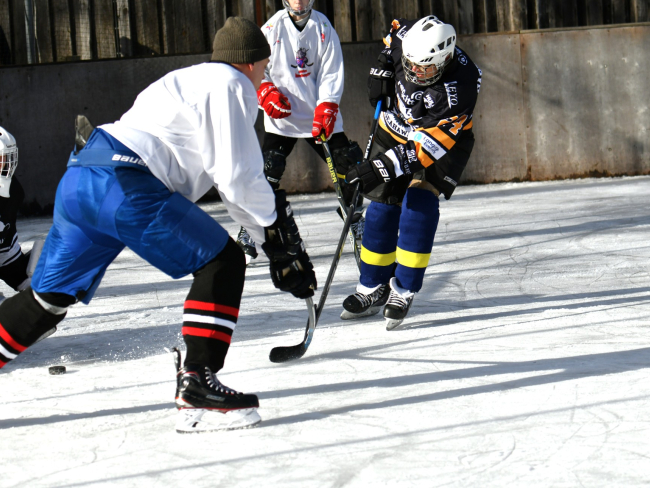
xmin=340 ymin=283 xmax=389 ymax=320
xmin=236 ymin=226 xmax=258 ymax=264
xmin=384 ymin=278 xmax=415 ymax=331
xmin=172 ymin=348 xmax=261 ymax=433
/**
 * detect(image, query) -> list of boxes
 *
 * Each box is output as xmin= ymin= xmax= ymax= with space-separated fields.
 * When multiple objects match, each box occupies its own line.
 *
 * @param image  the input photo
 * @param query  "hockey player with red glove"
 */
xmin=343 ymin=16 xmax=482 ymax=329
xmin=236 ymin=0 xmax=365 ymax=264
xmin=0 ymin=18 xmax=317 ymax=433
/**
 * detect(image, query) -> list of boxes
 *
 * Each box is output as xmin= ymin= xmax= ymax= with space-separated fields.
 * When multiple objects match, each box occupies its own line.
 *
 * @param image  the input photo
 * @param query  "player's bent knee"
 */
xmin=190 ymin=238 xmax=246 ymax=302
xmin=408 ymin=179 xmax=440 ymax=196
xmin=263 ymin=150 xmax=287 ymax=190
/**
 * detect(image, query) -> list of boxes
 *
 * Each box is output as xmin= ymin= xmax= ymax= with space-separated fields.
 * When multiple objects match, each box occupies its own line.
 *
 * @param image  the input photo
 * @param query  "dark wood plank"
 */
xmin=457 ymin=0 xmax=475 ymax=34
xmin=0 ymin=0 xmax=13 ymax=65
xmin=133 ymin=0 xmax=160 ymax=55
xmin=114 ymin=0 xmax=132 ymax=57
xmin=355 ymin=0 xmax=372 ymax=41
xmin=631 ymin=0 xmax=649 ymax=21
xmin=238 ymin=0 xmax=255 ymax=21
xmin=72 ymin=0 xmax=92 ymax=60
xmin=333 ymin=0 xmax=353 ymax=42
xmin=34 ymin=0 xmax=54 ymax=62
xmin=473 ymin=0 xmax=488 ymax=32
xmin=169 ymin=0 xmax=205 ymax=54
xmin=93 ymin=0 xmax=116 ymax=58
xmin=610 ymin=0 xmax=629 ymax=23
xmin=11 ymin=0 xmax=28 ymax=64
xmin=49 ymin=0 xmax=73 ymax=61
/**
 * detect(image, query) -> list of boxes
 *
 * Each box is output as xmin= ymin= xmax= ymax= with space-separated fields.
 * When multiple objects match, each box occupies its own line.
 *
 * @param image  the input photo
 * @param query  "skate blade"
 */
xmin=340 ymin=305 xmax=382 ymax=320
xmin=385 ymin=317 xmax=407 ymax=331
xmin=176 ymin=407 xmax=261 ymax=433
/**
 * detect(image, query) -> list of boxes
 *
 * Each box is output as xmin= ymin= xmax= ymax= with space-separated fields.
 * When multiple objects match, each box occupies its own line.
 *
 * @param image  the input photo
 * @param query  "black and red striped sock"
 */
xmin=182 ymin=238 xmax=246 ymax=372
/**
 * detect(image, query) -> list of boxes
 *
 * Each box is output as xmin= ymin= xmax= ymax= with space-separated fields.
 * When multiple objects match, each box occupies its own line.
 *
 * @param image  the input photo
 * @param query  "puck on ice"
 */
xmin=48 ymin=365 xmax=66 ymax=375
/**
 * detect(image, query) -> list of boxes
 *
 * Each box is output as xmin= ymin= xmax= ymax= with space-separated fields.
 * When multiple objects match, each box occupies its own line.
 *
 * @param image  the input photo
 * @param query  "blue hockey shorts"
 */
xmin=32 ymin=156 xmax=229 ymax=304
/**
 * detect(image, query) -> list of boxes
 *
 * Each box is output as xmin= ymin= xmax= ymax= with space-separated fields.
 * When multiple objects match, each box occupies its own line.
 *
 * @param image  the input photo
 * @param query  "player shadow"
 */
xmin=259 ymin=346 xmax=650 ymax=428
xmin=0 ymin=402 xmax=175 ymax=429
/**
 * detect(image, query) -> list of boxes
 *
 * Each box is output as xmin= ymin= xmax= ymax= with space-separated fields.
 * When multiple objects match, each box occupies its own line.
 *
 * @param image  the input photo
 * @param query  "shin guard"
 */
xmin=395 ymin=187 xmax=440 ymax=292
xmin=0 ymin=288 xmax=71 ymax=368
xmin=359 ymin=201 xmax=401 ymax=288
xmin=182 ymin=238 xmax=246 ymax=373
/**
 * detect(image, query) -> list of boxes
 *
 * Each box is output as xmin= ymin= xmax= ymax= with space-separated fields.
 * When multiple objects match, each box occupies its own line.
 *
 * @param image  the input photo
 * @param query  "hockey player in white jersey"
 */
xmin=0 ymin=18 xmax=317 ymax=432
xmin=236 ymin=0 xmax=366 ymax=263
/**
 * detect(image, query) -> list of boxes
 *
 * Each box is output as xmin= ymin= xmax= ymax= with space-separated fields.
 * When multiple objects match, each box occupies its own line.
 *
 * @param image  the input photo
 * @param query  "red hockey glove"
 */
xmin=312 ymin=102 xmax=339 ymax=140
xmin=257 ymin=82 xmax=291 ymax=119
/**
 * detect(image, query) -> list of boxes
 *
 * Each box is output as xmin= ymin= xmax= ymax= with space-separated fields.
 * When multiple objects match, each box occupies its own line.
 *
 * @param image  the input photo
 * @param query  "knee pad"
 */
xmin=263 ymin=149 xmax=287 ymax=190
xmin=395 ymin=187 xmax=440 ymax=292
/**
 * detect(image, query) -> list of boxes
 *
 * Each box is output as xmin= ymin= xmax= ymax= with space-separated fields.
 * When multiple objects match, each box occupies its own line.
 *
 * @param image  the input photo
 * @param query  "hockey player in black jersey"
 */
xmin=0 ymin=127 xmax=32 ymax=293
xmin=344 ymin=16 xmax=482 ymax=329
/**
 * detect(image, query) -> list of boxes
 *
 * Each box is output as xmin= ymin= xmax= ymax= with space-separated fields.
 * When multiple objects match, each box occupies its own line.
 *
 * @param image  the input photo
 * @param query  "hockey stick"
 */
xmin=268 ymin=102 xmax=383 ymax=363
xmin=319 ymin=133 xmax=362 ymax=270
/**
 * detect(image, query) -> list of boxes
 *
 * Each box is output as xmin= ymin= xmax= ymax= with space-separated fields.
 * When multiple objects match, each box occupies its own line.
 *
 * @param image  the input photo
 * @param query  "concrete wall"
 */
xmin=1 ymin=23 xmax=649 ymax=209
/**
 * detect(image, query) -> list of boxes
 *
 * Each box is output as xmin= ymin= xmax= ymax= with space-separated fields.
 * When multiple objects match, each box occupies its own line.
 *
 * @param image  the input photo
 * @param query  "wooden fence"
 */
xmin=1 ymin=0 xmax=650 ymax=66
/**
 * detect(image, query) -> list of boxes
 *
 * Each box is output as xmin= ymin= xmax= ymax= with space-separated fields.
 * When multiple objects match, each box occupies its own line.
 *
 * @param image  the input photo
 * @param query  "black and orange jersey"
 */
xmin=379 ymin=18 xmax=482 ymax=169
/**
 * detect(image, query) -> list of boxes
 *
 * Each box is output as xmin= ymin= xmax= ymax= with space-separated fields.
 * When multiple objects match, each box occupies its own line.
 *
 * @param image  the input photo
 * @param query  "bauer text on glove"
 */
xmin=312 ymin=102 xmax=339 ymax=140
xmin=258 ymin=82 xmax=291 ymax=119
xmin=367 ymin=53 xmax=395 ymax=110
xmin=262 ymin=191 xmax=317 ymax=299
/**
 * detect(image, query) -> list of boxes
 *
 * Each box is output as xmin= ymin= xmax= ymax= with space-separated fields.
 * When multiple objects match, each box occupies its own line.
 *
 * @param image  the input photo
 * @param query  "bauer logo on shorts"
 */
xmin=112 ymin=154 xmax=146 ymax=166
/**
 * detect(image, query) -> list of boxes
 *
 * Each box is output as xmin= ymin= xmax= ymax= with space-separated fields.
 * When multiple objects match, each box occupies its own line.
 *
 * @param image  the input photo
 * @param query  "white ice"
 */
xmin=2 ymin=177 xmax=650 ymax=487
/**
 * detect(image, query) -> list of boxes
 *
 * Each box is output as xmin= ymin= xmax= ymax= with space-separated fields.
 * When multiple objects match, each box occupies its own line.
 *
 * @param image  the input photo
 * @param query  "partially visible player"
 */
xmin=236 ymin=0 xmax=365 ymax=263
xmin=0 ymin=127 xmax=34 ymax=293
xmin=344 ymin=16 xmax=482 ymax=329
xmin=0 ymin=18 xmax=317 ymax=432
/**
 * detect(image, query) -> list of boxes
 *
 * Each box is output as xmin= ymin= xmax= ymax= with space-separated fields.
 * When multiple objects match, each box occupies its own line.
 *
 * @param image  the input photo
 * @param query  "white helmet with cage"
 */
xmin=401 ymin=16 xmax=457 ymax=86
xmin=0 ymin=126 xmax=18 ymax=198
xmin=282 ymin=0 xmax=314 ymax=17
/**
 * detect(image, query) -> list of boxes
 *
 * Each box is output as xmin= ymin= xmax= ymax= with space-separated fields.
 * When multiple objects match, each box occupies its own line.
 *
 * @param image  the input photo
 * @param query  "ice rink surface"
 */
xmin=2 ymin=176 xmax=650 ymax=487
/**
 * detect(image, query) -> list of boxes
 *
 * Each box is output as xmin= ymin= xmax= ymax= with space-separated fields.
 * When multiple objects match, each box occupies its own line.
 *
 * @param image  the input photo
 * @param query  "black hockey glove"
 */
xmin=367 ymin=53 xmax=395 ymax=110
xmin=262 ymin=190 xmax=317 ymax=299
xmin=346 ymin=143 xmax=423 ymax=194
xmin=346 ymin=153 xmax=397 ymax=194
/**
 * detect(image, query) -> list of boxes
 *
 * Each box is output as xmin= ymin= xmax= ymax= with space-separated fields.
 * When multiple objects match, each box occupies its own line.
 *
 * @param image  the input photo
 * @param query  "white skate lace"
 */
xmin=237 ymin=227 xmax=255 ymax=247
xmin=350 ymin=217 xmax=365 ymax=240
xmin=386 ymin=290 xmax=411 ymax=310
xmin=353 ymin=284 xmax=385 ymax=307
xmin=204 ymin=370 xmax=240 ymax=396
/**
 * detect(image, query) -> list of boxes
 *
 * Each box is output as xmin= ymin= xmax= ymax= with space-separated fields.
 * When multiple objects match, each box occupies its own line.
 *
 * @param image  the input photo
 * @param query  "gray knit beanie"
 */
xmin=211 ymin=17 xmax=271 ymax=64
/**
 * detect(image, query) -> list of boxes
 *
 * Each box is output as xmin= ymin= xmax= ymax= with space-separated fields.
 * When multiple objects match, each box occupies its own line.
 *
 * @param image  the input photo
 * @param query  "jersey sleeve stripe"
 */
xmin=464 ymin=120 xmax=473 ymax=130
xmin=427 ymin=127 xmax=456 ymax=150
xmin=379 ymin=116 xmax=408 ymax=144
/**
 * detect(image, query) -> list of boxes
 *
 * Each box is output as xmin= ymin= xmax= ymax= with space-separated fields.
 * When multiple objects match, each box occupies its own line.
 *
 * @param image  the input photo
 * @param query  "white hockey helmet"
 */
xmin=282 ymin=0 xmax=314 ymax=17
xmin=0 ymin=126 xmax=18 ymax=198
xmin=401 ymin=16 xmax=456 ymax=86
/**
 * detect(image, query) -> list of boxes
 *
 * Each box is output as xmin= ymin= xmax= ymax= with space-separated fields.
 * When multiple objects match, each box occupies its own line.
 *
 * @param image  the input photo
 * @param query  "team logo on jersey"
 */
xmin=444 ymin=81 xmax=459 ymax=108
xmin=411 ymin=132 xmax=446 ymax=160
xmin=397 ymin=81 xmax=423 ymax=106
xmin=396 ymin=26 xmax=408 ymax=40
xmin=423 ymin=93 xmax=435 ymax=109
xmin=291 ymin=47 xmax=314 ymax=78
xmin=455 ymin=47 xmax=468 ymax=65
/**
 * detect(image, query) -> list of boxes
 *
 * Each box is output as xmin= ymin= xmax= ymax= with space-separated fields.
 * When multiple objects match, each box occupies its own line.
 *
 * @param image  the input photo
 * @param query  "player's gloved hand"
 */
xmin=367 ymin=53 xmax=395 ymax=110
xmin=347 ymin=144 xmax=423 ymax=193
xmin=312 ymin=102 xmax=339 ymax=141
xmin=262 ymin=190 xmax=317 ymax=299
xmin=257 ymin=82 xmax=291 ymax=119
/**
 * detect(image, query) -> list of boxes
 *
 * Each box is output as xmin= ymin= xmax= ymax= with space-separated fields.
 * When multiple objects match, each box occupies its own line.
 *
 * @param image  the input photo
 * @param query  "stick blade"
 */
xmin=269 ymin=343 xmax=307 ymax=363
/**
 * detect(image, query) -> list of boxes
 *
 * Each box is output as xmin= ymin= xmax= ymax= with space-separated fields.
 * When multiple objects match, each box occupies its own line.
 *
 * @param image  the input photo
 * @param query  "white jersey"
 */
xmin=101 ymin=62 xmax=276 ymax=245
xmin=261 ymin=9 xmax=345 ymax=138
